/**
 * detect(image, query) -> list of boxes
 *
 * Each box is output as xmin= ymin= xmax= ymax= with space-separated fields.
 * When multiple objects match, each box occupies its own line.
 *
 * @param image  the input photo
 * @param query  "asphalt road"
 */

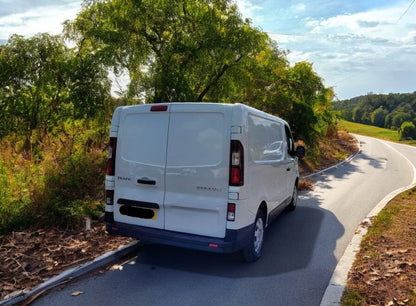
xmin=33 ymin=135 xmax=416 ymax=306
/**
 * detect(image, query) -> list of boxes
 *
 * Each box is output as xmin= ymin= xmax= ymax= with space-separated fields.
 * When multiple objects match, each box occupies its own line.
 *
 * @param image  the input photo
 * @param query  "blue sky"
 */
xmin=1 ymin=0 xmax=415 ymax=100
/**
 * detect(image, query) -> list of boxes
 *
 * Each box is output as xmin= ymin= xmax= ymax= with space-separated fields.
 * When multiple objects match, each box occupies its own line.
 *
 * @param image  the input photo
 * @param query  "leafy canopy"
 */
xmin=64 ymin=0 xmax=336 ymax=145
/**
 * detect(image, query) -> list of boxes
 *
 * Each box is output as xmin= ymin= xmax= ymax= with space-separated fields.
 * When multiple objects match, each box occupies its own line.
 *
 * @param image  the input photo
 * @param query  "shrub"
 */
xmin=400 ymin=121 xmax=416 ymax=140
xmin=41 ymin=147 xmax=106 ymax=227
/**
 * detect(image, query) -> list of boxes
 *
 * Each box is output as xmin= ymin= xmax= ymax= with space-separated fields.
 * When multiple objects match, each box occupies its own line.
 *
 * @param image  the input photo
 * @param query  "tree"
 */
xmin=392 ymin=112 xmax=412 ymax=130
xmin=352 ymin=106 xmax=363 ymax=123
xmin=400 ymin=121 xmax=416 ymax=140
xmin=259 ymin=62 xmax=336 ymax=145
xmin=0 ymin=34 xmax=111 ymax=155
xmin=64 ymin=0 xmax=268 ymax=103
xmin=371 ymin=107 xmax=388 ymax=128
xmin=0 ymin=34 xmax=69 ymax=142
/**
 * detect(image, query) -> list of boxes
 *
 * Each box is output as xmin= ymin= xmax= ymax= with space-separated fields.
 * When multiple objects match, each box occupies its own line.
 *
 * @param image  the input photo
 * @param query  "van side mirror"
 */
xmin=295 ymin=146 xmax=306 ymax=158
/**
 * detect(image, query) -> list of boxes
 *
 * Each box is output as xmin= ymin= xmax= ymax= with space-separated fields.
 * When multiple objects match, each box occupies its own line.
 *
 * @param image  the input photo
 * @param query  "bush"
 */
xmin=41 ymin=148 xmax=106 ymax=226
xmin=0 ymin=155 xmax=36 ymax=233
xmin=400 ymin=121 xmax=416 ymax=140
xmin=0 ymin=118 xmax=109 ymax=233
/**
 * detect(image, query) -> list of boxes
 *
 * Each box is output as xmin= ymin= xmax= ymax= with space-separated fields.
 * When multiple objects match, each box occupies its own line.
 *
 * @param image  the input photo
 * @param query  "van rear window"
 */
xmin=120 ymin=113 xmax=169 ymax=166
xmin=167 ymin=113 xmax=224 ymax=167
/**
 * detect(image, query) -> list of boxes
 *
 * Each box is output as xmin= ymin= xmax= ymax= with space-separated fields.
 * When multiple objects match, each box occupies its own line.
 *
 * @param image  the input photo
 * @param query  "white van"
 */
xmin=105 ymin=103 xmax=305 ymax=262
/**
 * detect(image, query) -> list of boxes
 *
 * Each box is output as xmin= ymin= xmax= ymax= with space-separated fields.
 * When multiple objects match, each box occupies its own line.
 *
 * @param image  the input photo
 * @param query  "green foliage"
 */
xmin=0 ymin=33 xmax=111 ymax=146
xmin=65 ymin=0 xmax=336 ymax=147
xmin=0 ymin=116 xmax=111 ymax=233
xmin=341 ymin=290 xmax=364 ymax=306
xmin=400 ymin=121 xmax=416 ymax=140
xmin=335 ymin=92 xmax=416 ymax=130
xmin=370 ymin=107 xmax=388 ymax=127
xmin=42 ymin=148 xmax=106 ymax=226
xmin=0 ymin=154 xmax=39 ymax=233
xmin=252 ymin=61 xmax=337 ymax=148
xmin=65 ymin=0 xmax=266 ymax=103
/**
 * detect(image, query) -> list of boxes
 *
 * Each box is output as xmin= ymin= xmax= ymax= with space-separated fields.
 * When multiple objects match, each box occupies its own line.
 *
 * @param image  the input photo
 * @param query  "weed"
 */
xmin=341 ymin=290 xmax=364 ymax=306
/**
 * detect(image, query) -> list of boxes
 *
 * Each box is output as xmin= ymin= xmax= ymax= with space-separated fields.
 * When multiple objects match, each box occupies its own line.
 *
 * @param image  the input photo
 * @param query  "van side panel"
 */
xmin=246 ymin=113 xmax=288 ymax=213
xmin=164 ymin=107 xmax=230 ymax=238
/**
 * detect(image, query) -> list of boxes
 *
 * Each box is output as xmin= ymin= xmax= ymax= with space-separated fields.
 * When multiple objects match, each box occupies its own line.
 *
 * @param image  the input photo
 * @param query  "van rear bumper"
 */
xmin=106 ymin=221 xmax=254 ymax=253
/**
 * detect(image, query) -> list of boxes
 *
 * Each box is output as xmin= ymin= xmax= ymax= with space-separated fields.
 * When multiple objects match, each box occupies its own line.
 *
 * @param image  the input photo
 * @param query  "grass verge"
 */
xmin=341 ymin=187 xmax=416 ymax=305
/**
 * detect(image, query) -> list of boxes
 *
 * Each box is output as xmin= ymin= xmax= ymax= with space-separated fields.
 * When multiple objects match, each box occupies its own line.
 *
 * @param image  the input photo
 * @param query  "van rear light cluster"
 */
xmin=105 ymin=190 xmax=114 ymax=206
xmin=107 ymin=137 xmax=117 ymax=176
xmin=229 ymin=140 xmax=244 ymax=186
xmin=227 ymin=203 xmax=236 ymax=221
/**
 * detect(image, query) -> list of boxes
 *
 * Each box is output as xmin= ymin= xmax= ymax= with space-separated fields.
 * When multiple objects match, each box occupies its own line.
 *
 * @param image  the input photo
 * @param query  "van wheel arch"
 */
xmin=286 ymin=179 xmax=299 ymax=212
xmin=243 ymin=207 xmax=266 ymax=262
xmin=258 ymin=201 xmax=268 ymax=226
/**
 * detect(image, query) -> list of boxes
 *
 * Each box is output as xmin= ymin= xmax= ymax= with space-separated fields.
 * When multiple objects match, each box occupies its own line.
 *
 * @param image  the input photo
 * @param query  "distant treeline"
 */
xmin=334 ymin=92 xmax=416 ymax=139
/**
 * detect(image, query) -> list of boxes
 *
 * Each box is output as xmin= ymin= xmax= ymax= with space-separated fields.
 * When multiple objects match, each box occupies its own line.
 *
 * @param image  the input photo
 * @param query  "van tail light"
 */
xmin=227 ymin=203 xmax=236 ymax=221
xmin=106 ymin=137 xmax=117 ymax=176
xmin=229 ymin=140 xmax=244 ymax=186
xmin=105 ymin=190 xmax=114 ymax=206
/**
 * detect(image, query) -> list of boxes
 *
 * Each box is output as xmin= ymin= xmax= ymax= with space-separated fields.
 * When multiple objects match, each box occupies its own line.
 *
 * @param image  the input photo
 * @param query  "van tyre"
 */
xmin=243 ymin=210 xmax=265 ymax=262
xmin=287 ymin=184 xmax=298 ymax=212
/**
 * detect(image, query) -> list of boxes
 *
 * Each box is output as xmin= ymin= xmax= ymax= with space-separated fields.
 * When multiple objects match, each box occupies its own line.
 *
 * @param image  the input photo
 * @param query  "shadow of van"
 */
xmin=133 ymin=197 xmax=344 ymax=279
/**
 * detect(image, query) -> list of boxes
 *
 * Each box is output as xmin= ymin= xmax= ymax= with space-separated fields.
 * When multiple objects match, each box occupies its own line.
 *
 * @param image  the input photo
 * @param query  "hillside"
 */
xmin=334 ymin=92 xmax=416 ymax=139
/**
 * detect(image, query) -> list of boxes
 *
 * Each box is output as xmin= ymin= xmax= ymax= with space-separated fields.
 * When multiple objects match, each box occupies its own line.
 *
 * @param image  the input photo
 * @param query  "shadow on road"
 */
xmin=132 ymin=195 xmax=344 ymax=279
xmin=310 ymin=151 xmax=385 ymax=190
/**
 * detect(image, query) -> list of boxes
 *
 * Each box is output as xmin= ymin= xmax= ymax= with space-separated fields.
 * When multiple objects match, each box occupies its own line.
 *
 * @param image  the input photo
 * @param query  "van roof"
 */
xmin=116 ymin=102 xmax=289 ymax=126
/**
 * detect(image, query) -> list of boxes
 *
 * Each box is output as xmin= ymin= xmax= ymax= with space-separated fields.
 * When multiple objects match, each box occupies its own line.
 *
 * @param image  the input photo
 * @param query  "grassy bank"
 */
xmin=339 ymin=120 xmax=416 ymax=146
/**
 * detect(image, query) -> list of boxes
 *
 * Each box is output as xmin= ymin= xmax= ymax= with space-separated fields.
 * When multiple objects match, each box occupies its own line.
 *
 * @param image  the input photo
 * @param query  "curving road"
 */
xmin=33 ymin=135 xmax=416 ymax=306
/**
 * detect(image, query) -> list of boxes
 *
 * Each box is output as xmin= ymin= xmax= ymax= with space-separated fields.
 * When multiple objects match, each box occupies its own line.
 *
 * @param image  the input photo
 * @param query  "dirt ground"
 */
xmin=0 ymin=131 xmax=359 ymax=302
xmin=0 ymin=223 xmax=132 ymax=300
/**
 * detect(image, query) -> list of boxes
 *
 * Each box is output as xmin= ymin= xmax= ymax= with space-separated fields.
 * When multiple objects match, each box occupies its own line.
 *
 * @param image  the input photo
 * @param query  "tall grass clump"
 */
xmin=0 ymin=118 xmax=109 ymax=233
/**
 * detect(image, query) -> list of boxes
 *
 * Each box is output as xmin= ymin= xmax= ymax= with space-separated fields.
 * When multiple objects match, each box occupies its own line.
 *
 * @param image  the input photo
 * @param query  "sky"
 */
xmin=0 ymin=0 xmax=415 ymax=100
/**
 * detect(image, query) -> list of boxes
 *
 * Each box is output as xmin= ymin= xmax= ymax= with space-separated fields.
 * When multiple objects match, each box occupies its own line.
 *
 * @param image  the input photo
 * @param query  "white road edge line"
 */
xmin=320 ymin=137 xmax=416 ymax=306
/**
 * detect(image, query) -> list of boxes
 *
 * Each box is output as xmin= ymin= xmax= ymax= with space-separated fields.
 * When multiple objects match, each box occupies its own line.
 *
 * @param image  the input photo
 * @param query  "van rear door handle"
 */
xmin=286 ymin=168 xmax=291 ymax=171
xmin=137 ymin=177 xmax=156 ymax=185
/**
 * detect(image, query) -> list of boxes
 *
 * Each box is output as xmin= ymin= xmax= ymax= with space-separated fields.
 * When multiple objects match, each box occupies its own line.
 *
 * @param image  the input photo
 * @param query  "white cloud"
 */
xmin=235 ymin=0 xmax=263 ymax=22
xmin=261 ymin=1 xmax=416 ymax=99
xmin=0 ymin=1 xmax=81 ymax=41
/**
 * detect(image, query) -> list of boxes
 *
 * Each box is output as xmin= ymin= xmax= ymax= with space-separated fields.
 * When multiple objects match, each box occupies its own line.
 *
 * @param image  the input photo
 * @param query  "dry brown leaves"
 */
xmin=349 ymin=245 xmax=416 ymax=305
xmin=0 ymin=222 xmax=132 ymax=300
xmin=345 ymin=192 xmax=416 ymax=305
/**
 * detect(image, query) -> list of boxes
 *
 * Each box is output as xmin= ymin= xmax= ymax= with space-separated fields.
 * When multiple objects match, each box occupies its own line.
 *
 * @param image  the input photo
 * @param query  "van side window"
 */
xmin=284 ymin=125 xmax=295 ymax=156
xmin=248 ymin=114 xmax=284 ymax=162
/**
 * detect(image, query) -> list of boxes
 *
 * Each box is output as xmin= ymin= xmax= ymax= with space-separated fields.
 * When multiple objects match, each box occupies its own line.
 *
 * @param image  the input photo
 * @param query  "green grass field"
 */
xmin=339 ymin=120 xmax=416 ymax=146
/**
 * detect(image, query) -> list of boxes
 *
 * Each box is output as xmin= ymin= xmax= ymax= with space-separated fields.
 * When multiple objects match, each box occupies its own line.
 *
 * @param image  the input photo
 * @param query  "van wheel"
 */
xmin=243 ymin=210 xmax=265 ymax=262
xmin=287 ymin=184 xmax=298 ymax=212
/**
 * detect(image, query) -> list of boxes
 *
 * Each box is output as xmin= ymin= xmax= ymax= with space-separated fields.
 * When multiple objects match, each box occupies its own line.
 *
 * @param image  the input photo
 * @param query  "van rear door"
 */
xmin=114 ymin=105 xmax=169 ymax=230
xmin=164 ymin=104 xmax=230 ymax=238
